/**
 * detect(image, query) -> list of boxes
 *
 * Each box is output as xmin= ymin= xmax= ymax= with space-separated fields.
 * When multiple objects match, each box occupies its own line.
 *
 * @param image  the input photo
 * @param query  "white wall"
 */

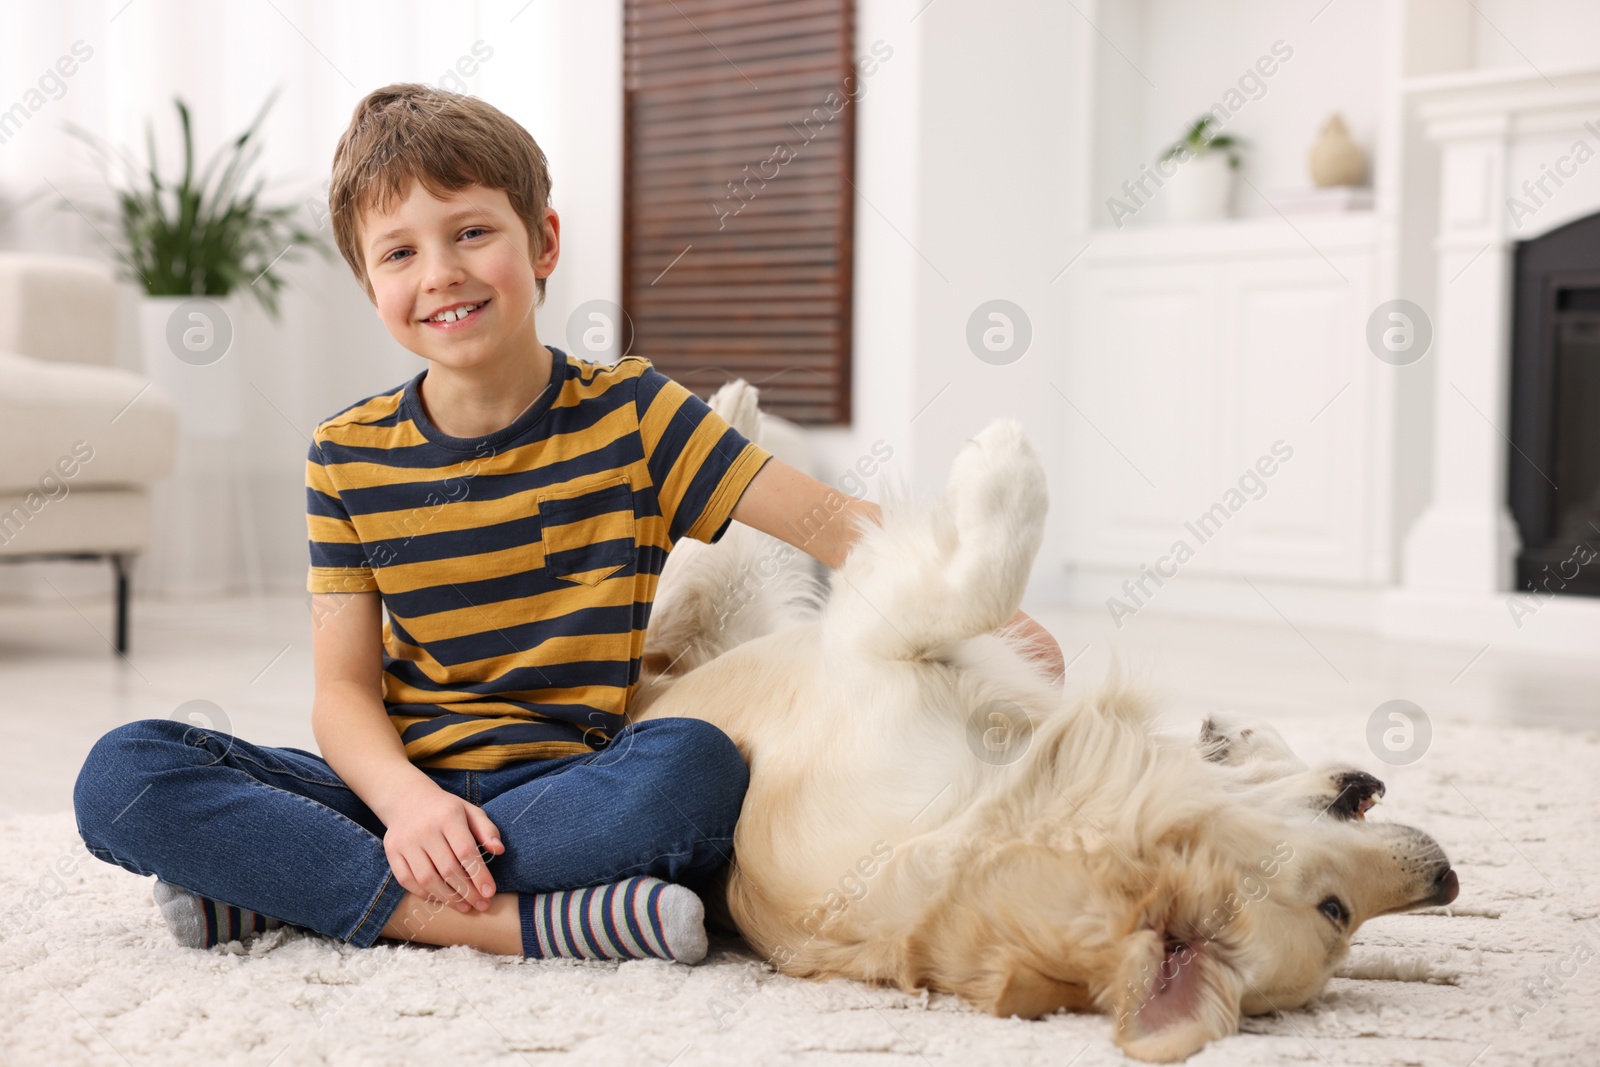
xmin=1472 ymin=0 xmax=1600 ymax=72
xmin=907 ymin=0 xmax=1084 ymax=605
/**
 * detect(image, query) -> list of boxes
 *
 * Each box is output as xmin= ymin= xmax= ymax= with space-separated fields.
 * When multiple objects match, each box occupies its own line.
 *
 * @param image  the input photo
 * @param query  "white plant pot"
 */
xmin=137 ymin=292 xmax=245 ymax=438
xmin=1165 ymin=153 xmax=1235 ymax=224
xmin=136 ymin=290 xmax=262 ymax=598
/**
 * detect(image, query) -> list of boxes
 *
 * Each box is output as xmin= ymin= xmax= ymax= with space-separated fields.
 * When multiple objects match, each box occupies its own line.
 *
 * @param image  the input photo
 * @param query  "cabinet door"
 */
xmin=1204 ymin=252 xmax=1374 ymax=582
xmin=1060 ymin=262 xmax=1220 ymax=568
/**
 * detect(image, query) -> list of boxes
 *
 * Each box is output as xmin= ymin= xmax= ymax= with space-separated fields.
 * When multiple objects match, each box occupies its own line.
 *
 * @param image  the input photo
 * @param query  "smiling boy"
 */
xmin=72 ymin=84 xmax=1063 ymax=964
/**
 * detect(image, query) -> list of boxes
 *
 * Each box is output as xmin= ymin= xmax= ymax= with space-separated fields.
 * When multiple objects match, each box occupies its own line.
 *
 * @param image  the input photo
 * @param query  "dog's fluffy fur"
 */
xmin=629 ymin=383 xmax=1458 ymax=1062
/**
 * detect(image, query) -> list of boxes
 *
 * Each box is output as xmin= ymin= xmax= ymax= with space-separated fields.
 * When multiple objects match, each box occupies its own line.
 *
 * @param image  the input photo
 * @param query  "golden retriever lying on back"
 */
xmin=629 ymin=385 xmax=1459 ymax=1063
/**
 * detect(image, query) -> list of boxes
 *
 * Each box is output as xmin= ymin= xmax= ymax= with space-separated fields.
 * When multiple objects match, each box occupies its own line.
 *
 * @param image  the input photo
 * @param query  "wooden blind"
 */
xmin=622 ymin=0 xmax=855 ymax=425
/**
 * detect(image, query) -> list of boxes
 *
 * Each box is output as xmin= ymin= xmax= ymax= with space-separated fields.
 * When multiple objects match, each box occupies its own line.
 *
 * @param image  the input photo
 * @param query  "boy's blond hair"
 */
xmin=329 ymin=83 xmax=554 ymax=306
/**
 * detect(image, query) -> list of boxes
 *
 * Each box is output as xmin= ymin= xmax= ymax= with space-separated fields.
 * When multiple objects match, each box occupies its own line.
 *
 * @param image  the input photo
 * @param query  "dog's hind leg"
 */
xmin=823 ymin=418 xmax=1047 ymax=662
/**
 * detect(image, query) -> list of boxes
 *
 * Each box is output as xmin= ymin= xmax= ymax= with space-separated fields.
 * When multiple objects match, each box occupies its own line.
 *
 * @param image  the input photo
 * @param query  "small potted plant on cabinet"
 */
xmin=1161 ymin=114 xmax=1245 ymax=224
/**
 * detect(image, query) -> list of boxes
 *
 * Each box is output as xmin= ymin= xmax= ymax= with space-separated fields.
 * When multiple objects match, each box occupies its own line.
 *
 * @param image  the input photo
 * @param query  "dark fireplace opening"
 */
xmin=1509 ymin=214 xmax=1600 ymax=597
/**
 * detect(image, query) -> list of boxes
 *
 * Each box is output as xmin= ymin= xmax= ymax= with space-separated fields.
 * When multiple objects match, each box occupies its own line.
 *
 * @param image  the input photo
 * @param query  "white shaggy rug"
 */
xmin=3 ymin=717 xmax=1596 ymax=1067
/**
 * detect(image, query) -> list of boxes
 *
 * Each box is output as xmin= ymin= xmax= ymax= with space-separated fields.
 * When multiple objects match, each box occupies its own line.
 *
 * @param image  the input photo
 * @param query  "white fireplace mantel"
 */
xmin=1383 ymin=65 xmax=1600 ymax=654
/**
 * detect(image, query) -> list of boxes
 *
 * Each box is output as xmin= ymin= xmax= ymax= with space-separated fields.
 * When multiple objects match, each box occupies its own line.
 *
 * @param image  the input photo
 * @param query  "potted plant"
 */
xmin=1160 ymin=114 xmax=1245 ymax=224
xmin=52 ymin=89 xmax=334 ymax=598
xmin=58 ymin=87 xmax=333 ymax=436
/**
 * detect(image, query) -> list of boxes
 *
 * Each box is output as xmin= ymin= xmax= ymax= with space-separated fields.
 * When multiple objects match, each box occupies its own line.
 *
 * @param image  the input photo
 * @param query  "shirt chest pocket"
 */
xmin=537 ymin=475 xmax=638 ymax=586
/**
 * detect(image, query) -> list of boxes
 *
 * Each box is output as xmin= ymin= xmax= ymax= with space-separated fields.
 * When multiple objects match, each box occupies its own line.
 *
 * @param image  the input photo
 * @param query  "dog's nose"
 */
xmin=1429 ymin=865 xmax=1459 ymax=905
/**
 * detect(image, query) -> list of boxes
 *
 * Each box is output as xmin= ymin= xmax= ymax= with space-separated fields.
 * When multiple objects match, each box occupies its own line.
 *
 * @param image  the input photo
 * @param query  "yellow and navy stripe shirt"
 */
xmin=305 ymin=348 xmax=773 ymax=770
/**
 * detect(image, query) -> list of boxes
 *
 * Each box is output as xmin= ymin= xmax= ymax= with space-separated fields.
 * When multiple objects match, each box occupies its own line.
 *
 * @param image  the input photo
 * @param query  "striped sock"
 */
xmin=518 ymin=875 xmax=708 ymax=964
xmin=152 ymin=879 xmax=286 ymax=949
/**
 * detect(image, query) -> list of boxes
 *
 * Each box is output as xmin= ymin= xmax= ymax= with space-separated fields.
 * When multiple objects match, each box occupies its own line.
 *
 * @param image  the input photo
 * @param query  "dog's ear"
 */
xmin=1110 ymin=932 xmax=1243 ymax=1063
xmin=988 ymin=958 xmax=1093 ymax=1019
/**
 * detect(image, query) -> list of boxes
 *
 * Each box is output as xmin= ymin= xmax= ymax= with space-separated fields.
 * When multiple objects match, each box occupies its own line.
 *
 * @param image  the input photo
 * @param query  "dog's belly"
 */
xmin=633 ymin=625 xmax=1002 ymax=959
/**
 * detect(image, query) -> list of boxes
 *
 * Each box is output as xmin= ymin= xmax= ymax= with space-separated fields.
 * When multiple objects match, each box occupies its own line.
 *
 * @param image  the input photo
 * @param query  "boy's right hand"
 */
xmin=380 ymin=778 xmax=505 ymax=914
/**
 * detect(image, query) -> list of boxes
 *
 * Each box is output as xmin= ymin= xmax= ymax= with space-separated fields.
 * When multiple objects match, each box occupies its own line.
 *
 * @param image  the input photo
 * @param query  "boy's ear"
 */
xmin=532 ymin=206 xmax=561 ymax=275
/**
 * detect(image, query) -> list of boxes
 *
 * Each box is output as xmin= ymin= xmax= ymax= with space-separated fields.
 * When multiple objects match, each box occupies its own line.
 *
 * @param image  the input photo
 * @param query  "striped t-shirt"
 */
xmin=305 ymin=347 xmax=773 ymax=770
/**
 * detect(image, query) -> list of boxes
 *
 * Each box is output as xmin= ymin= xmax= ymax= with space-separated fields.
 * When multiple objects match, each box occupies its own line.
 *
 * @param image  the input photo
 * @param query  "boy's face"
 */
xmin=359 ymin=180 xmax=559 ymax=373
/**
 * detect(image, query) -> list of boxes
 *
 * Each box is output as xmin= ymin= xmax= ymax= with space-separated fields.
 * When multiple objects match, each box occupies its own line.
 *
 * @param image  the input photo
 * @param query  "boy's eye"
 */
xmin=383 ymin=227 xmax=490 ymax=263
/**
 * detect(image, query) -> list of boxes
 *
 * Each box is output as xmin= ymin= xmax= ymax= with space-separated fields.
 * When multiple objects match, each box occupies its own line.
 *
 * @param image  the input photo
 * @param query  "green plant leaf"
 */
xmin=1160 ymin=112 xmax=1250 ymax=168
xmin=53 ymin=86 xmax=331 ymax=320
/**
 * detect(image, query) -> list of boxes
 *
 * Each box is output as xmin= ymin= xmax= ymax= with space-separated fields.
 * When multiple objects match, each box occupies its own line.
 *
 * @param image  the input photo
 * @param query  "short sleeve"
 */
xmin=305 ymin=433 xmax=380 ymax=594
xmin=634 ymin=364 xmax=773 ymax=546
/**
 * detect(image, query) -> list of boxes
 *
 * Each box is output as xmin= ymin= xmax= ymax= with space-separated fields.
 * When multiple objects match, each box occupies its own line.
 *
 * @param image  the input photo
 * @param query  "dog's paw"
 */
xmin=1198 ymin=713 xmax=1305 ymax=778
xmin=707 ymin=379 xmax=762 ymax=442
xmin=1199 ymin=715 xmax=1250 ymax=764
xmin=943 ymin=419 xmax=1047 ymax=546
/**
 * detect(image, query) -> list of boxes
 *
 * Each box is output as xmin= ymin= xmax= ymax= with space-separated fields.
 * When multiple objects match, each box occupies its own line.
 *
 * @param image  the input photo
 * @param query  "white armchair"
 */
xmin=0 ymin=252 xmax=179 ymax=653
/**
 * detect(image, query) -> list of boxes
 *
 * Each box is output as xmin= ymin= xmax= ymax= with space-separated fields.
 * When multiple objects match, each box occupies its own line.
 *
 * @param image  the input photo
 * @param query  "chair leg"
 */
xmin=111 ymin=553 xmax=129 ymax=654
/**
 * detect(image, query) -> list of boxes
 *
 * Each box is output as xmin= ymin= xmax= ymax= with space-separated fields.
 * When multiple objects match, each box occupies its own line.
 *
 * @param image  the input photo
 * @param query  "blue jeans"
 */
xmin=72 ymin=716 xmax=748 ymax=948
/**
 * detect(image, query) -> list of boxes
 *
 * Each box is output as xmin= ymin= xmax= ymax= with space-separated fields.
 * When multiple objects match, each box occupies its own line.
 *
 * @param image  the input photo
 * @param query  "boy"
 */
xmin=73 ymin=84 xmax=1064 ymax=964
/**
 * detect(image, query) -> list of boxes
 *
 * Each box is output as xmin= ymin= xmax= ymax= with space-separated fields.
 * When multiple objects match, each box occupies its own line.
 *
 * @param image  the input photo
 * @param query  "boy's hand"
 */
xmin=1000 ymin=609 xmax=1066 ymax=685
xmin=381 ymin=778 xmax=505 ymax=913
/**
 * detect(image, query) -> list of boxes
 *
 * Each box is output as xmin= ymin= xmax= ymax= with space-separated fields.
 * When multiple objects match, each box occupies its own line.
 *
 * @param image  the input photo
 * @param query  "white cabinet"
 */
xmin=1060 ymin=215 xmax=1389 ymax=586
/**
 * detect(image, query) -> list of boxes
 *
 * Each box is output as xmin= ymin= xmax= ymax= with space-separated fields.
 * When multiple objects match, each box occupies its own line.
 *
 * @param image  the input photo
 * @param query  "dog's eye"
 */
xmin=1318 ymin=896 xmax=1349 ymax=926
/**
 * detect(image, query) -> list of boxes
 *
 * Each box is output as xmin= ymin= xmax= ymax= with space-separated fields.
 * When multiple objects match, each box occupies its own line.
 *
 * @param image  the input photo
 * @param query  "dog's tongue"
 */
xmin=1139 ymin=940 xmax=1206 ymax=1032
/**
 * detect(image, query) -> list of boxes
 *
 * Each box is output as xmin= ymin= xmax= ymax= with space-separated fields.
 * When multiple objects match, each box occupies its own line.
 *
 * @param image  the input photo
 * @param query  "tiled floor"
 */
xmin=2 ymin=591 xmax=1596 ymax=816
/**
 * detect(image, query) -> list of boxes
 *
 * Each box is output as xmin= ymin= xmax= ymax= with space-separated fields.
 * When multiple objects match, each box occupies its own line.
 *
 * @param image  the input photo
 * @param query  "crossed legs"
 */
xmin=73 ymin=715 xmax=748 ymax=955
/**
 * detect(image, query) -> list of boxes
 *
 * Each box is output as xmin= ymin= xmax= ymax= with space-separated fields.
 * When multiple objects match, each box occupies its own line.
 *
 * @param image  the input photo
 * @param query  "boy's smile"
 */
xmin=361 ymin=179 xmax=561 ymax=436
xmin=420 ymin=298 xmax=492 ymax=330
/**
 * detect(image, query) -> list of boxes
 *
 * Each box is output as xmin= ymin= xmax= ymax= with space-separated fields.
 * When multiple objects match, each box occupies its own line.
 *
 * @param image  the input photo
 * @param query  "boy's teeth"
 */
xmin=431 ymin=303 xmax=479 ymax=322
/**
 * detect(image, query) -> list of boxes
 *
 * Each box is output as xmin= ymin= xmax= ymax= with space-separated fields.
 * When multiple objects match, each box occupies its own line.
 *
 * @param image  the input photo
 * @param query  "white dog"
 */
xmin=629 ymin=383 xmax=1458 ymax=1063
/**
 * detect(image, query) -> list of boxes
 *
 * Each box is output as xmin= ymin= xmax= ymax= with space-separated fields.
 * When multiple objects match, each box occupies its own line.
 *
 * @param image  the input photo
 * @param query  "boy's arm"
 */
xmin=727 ymin=457 xmax=1066 ymax=681
xmin=308 ymin=591 xmax=437 ymax=823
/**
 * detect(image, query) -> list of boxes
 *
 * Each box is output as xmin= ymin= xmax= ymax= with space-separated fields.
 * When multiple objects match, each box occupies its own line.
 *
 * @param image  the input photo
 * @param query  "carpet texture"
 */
xmin=3 ymin=718 xmax=1596 ymax=1067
